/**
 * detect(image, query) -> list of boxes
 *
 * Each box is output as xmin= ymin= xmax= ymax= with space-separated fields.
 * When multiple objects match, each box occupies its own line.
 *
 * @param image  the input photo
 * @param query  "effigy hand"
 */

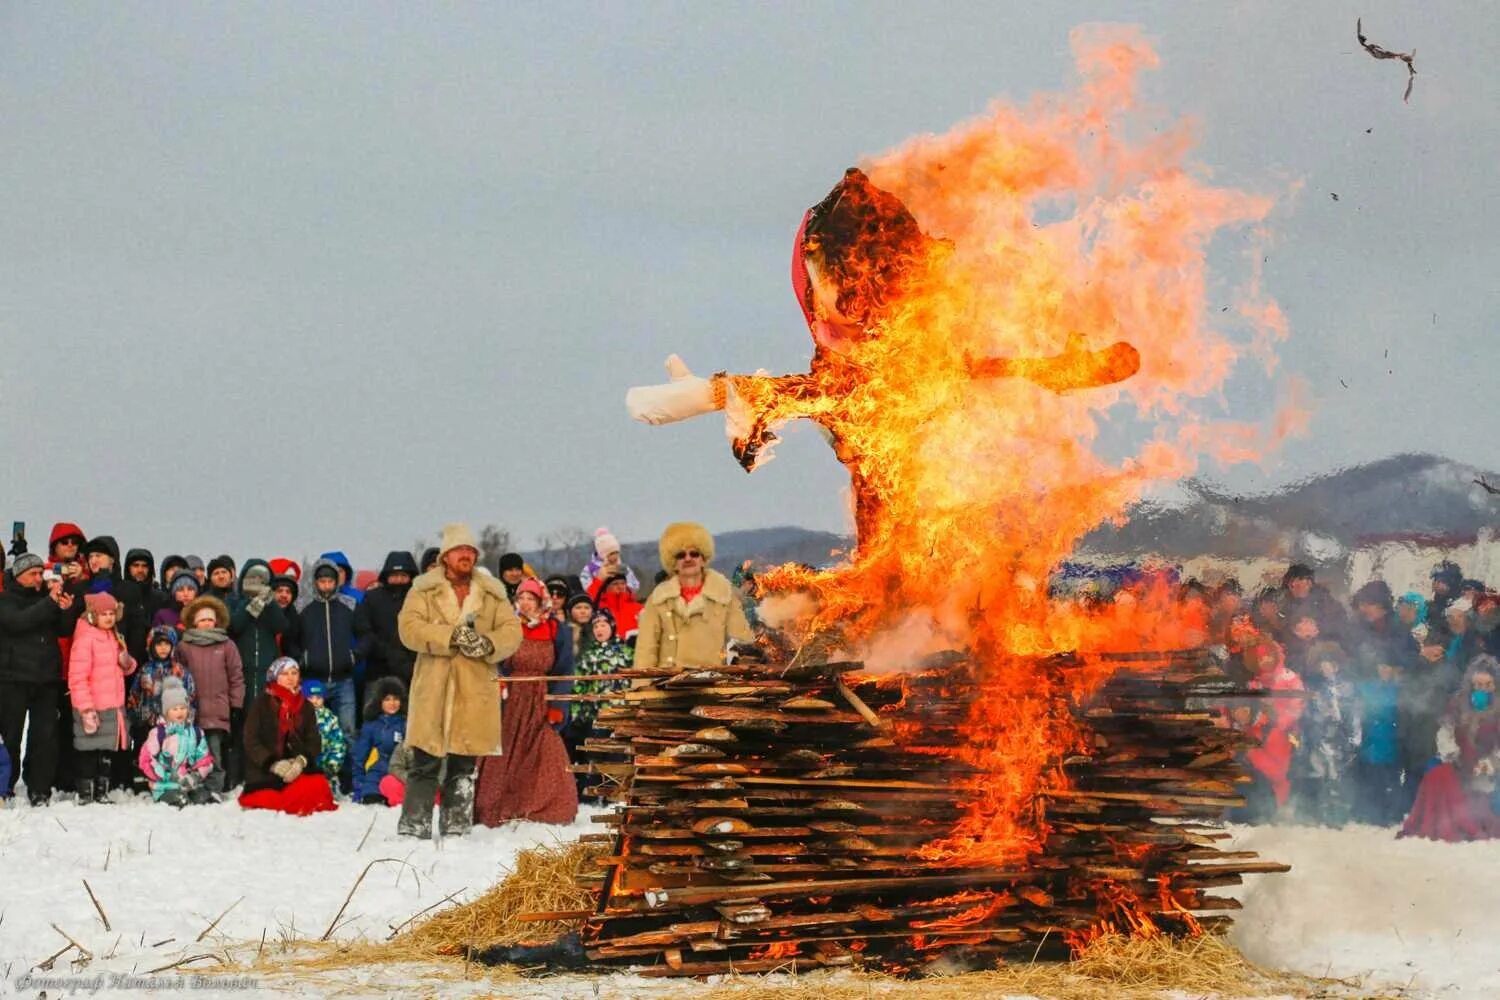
xmin=626 ymin=356 xmax=724 ymax=425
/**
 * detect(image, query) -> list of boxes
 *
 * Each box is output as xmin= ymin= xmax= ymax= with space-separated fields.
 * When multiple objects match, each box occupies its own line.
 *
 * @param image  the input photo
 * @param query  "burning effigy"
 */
xmin=495 ymin=27 xmax=1297 ymax=977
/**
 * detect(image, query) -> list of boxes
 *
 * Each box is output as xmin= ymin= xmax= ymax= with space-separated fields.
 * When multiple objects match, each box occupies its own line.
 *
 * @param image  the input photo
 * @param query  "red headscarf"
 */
xmin=265 ymin=682 xmax=305 ymax=747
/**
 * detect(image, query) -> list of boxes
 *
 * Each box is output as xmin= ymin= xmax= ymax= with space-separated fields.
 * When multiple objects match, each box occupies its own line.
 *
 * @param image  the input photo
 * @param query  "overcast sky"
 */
xmin=2 ymin=3 xmax=1495 ymax=570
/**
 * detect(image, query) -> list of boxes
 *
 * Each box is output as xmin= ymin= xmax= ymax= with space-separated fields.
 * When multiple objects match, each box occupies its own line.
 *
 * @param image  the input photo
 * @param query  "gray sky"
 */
xmin=2 ymin=3 xmax=1496 ymax=570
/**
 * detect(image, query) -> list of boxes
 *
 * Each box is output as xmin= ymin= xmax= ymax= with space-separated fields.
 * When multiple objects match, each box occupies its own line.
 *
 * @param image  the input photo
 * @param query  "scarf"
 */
xmin=180 ymin=626 xmax=229 ymax=646
xmin=523 ymin=617 xmax=558 ymax=642
xmin=266 ymin=682 xmax=305 ymax=748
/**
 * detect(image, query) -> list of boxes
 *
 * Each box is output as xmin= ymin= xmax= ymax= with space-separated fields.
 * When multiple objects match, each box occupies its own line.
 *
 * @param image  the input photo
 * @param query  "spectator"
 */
xmin=205 ymin=555 xmax=237 ymax=604
xmin=47 ymin=522 xmax=88 ymax=585
xmin=1294 ymin=642 xmax=1360 ymax=826
xmin=1209 ymin=579 xmax=1244 ymax=642
xmin=269 ymin=571 xmax=302 ymax=660
xmin=1350 ymin=580 xmax=1416 ymax=674
xmin=1442 ymin=599 xmax=1482 ymax=669
xmin=397 ymin=523 xmax=522 ymax=839
xmin=318 ymin=550 xmax=362 ymax=607
xmin=0 ymin=733 xmax=11 ymax=803
xmin=1399 ymin=628 xmax=1463 ymax=809
xmin=634 ymin=522 xmax=753 ymax=675
xmin=1354 ymin=654 xmax=1404 ymax=825
xmin=137 ymin=677 xmax=215 ymax=806
xmin=153 ymin=571 xmax=201 ymax=631
xmin=382 ymin=741 xmax=413 ymax=807
xmin=1251 ymin=586 xmax=1281 ymax=641
xmin=352 ymin=677 xmax=407 ymax=805
xmin=158 ymin=554 xmax=189 ymax=591
xmin=591 ymin=570 xmax=644 ymax=640
xmin=173 ymin=596 xmax=245 ymax=794
xmin=119 ymin=548 xmax=162 ymax=661
xmin=238 ymin=657 xmax=336 ymax=815
xmin=184 ymin=555 xmax=207 ymax=586
xmin=567 ymin=609 xmax=633 ymax=795
xmin=418 ymin=547 xmax=440 ymax=575
xmin=300 ymin=679 xmax=349 ymax=784
xmin=355 ymin=552 xmax=419 ymax=689
xmin=545 ymin=576 xmax=574 ymax=618
xmin=474 ymin=578 xmax=578 ymax=827
xmin=1277 ymin=564 xmax=1345 ymax=674
xmin=229 ymin=560 xmax=291 ymax=689
xmin=1241 ymin=641 xmax=1305 ymax=820
xmin=299 ymin=559 xmax=359 ymax=736
xmin=0 ymin=552 xmax=77 ymax=805
xmin=563 ymin=593 xmax=595 ymax=653
xmin=125 ymin=625 xmax=196 ymax=789
xmin=1429 ymin=560 xmax=1463 ymax=622
xmin=1401 ymin=656 xmax=1500 ymax=841
xmin=1396 ymin=591 xmax=1429 ymax=643
xmin=267 ymin=558 xmax=302 ymax=587
xmin=579 ymin=527 xmax=639 ymax=594
xmin=498 ymin=552 xmax=526 ymax=601
xmin=67 ymin=593 xmax=138 ymax=804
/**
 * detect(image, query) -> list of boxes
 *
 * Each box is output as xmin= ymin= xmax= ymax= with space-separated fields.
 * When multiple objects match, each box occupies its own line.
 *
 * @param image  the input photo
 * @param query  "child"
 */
xmin=126 ymin=628 xmax=196 ymax=771
xmin=173 ymin=596 xmax=245 ymax=793
xmin=1294 ymin=642 xmax=1360 ymax=826
xmin=137 ymin=678 xmax=215 ymax=806
xmin=352 ymin=677 xmax=406 ymax=805
xmin=1355 ymin=657 xmax=1404 ymax=825
xmin=568 ymin=609 xmax=633 ymax=799
xmin=302 ymin=679 xmax=349 ymax=784
xmin=68 ymin=593 xmax=138 ymax=804
xmin=153 ymin=571 xmax=200 ymax=630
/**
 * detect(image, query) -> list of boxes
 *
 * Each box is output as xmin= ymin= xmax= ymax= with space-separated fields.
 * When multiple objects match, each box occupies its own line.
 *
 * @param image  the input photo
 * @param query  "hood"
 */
xmin=49 ymin=522 xmax=86 ymax=552
xmin=239 ymin=558 xmax=273 ymax=588
xmin=125 ymin=548 xmax=157 ymax=584
xmin=379 ymin=551 xmax=419 ymax=586
xmin=319 ymin=551 xmax=354 ymax=580
xmin=270 ymin=573 xmax=300 ymax=599
xmin=363 ymin=676 xmax=409 ymax=722
xmin=309 ymin=557 xmax=343 ymax=601
xmin=147 ymin=625 xmax=180 ymax=658
xmin=159 ymin=555 xmax=188 ymax=587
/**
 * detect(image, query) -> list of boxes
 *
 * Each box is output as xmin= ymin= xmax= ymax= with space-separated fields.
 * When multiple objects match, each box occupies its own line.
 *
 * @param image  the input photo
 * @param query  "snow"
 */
xmin=0 ymin=796 xmax=1493 ymax=998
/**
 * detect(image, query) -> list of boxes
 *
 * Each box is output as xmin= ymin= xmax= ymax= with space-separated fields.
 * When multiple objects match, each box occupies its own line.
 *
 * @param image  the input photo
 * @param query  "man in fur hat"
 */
xmin=396 ymin=523 xmax=522 ymax=839
xmin=634 ymin=522 xmax=752 ymax=675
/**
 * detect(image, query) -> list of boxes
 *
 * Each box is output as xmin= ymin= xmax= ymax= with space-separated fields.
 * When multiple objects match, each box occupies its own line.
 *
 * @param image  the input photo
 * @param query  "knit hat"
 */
xmin=207 ymin=555 xmax=235 ymax=578
xmin=266 ymin=656 xmax=300 ymax=684
xmin=301 ymin=678 xmax=327 ymax=700
xmin=439 ymin=523 xmax=480 ymax=558
xmin=499 ymin=552 xmax=525 ymax=573
xmin=270 ymin=573 xmax=299 ymax=598
xmin=1352 ymin=580 xmax=1394 ymax=611
xmin=268 ymin=558 xmax=302 ymax=582
xmin=565 ymin=593 xmax=595 ymax=615
xmin=160 ymin=677 xmax=190 ymax=717
xmin=185 ymin=555 xmax=205 ymax=573
xmin=84 ymin=592 xmax=119 ymax=616
xmin=594 ymin=527 xmax=621 ymax=557
xmin=10 ymin=552 xmax=43 ymax=577
xmin=658 ymin=522 xmax=714 ymax=574
xmin=516 ymin=577 xmax=547 ymax=603
xmin=545 ymin=575 xmax=573 ymax=598
xmin=170 ymin=570 xmax=201 ymax=595
xmin=313 ymin=561 xmax=340 ymax=582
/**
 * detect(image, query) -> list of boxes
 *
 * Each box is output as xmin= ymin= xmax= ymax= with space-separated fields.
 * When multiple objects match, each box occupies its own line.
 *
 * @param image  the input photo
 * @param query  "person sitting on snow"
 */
xmin=352 ymin=677 xmax=407 ymax=806
xmin=1401 ymin=655 xmax=1500 ymax=842
xmin=301 ymin=679 xmax=349 ymax=784
xmin=137 ymin=677 xmax=215 ymax=806
xmin=239 ymin=658 xmax=337 ymax=816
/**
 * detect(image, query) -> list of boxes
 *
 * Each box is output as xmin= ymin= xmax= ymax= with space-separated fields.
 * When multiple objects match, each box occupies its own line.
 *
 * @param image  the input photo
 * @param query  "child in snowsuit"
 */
xmin=352 ymin=677 xmax=406 ymax=805
xmin=1355 ymin=658 xmax=1404 ymax=825
xmin=302 ymin=679 xmax=349 ymax=784
xmin=69 ymin=593 xmax=139 ymax=804
xmin=126 ymin=627 xmax=196 ymax=787
xmin=1294 ymin=642 xmax=1361 ymax=826
xmin=137 ymin=678 xmax=215 ymax=805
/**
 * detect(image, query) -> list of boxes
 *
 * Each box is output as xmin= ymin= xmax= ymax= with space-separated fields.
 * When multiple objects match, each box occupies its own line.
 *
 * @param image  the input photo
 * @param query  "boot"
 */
xmin=94 ymin=777 xmax=112 ymax=804
xmin=438 ymin=768 xmax=475 ymax=838
xmin=397 ymin=808 xmax=433 ymax=840
xmin=75 ymin=779 xmax=95 ymax=805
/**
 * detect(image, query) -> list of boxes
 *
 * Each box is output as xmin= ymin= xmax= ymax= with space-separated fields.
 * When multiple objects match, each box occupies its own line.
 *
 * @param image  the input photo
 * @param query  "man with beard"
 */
xmin=356 ymin=551 xmax=420 ymax=689
xmin=397 ymin=525 xmax=521 ymax=839
xmin=119 ymin=548 xmax=163 ymax=662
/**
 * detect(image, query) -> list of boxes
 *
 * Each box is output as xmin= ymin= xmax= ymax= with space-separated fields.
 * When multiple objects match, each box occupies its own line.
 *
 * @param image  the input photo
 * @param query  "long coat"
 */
xmin=398 ymin=569 xmax=522 ymax=758
xmin=633 ymin=569 xmax=753 ymax=673
xmin=241 ymin=688 xmax=323 ymax=793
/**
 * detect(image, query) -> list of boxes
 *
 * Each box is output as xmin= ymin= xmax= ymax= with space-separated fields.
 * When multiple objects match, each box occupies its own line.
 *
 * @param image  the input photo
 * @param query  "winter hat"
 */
xmin=301 ymin=678 xmax=327 ymax=700
xmin=419 ymin=547 xmax=440 ymax=574
xmin=159 ymin=554 xmax=188 ymax=585
xmin=84 ymin=592 xmax=120 ymax=616
xmin=499 ymin=552 xmax=525 ymax=573
xmin=1431 ymin=561 xmax=1463 ymax=588
xmin=590 ymin=608 xmax=617 ymax=637
xmin=184 ymin=555 xmax=206 ymax=573
xmin=516 ymin=577 xmax=547 ymax=603
xmin=658 ymin=522 xmax=714 ymax=574
xmin=148 ymin=626 xmax=179 ymax=653
xmin=10 ymin=552 xmax=43 ymax=577
xmin=565 ymin=593 xmax=595 ymax=615
xmin=268 ymin=558 xmax=302 ymax=582
xmin=313 ymin=561 xmax=340 ymax=582
xmin=439 ymin=523 xmax=480 ymax=558
xmin=594 ymin=527 xmax=621 ymax=557
xmin=1445 ymin=598 xmax=1474 ymax=618
xmin=269 ymin=573 xmax=300 ymax=598
xmin=545 ymin=575 xmax=573 ymax=598
xmin=1281 ymin=564 xmax=1314 ymax=586
xmin=1352 ymin=580 xmax=1394 ymax=611
xmin=170 ymin=570 xmax=201 ymax=595
xmin=207 ymin=555 xmax=236 ymax=578
xmin=160 ymin=677 xmax=190 ymax=717
xmin=266 ymin=656 xmax=300 ymax=684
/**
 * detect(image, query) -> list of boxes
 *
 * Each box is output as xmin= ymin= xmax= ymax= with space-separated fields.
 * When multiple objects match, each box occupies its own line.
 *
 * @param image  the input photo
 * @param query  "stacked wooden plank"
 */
xmin=570 ymin=649 xmax=1287 ymax=976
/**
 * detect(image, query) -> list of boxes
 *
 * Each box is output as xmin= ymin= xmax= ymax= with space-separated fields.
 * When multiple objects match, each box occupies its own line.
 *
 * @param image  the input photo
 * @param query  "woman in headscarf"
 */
xmin=1401 ymin=656 xmax=1500 ymax=841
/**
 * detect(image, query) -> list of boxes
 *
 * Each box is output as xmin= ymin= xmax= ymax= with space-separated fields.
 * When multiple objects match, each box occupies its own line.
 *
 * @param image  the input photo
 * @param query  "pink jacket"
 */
xmin=68 ymin=620 xmax=137 ymax=714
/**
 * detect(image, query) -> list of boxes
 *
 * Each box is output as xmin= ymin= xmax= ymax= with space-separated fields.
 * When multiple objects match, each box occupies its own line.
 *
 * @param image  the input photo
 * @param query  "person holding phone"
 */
xmin=0 ymin=552 xmax=79 ymax=804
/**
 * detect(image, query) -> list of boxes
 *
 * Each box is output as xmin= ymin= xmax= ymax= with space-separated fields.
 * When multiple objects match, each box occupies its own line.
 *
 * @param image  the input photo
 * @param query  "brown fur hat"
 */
xmin=658 ymin=522 xmax=714 ymax=574
xmin=182 ymin=594 xmax=230 ymax=630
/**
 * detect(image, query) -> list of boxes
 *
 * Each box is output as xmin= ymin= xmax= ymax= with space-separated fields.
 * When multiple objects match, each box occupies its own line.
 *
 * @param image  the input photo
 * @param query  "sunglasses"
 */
xmin=674 ymin=549 xmax=703 ymax=561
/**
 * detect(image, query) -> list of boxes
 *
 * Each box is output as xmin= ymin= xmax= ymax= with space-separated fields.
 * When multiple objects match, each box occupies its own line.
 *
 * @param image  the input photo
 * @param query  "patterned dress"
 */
xmin=474 ymin=625 xmax=579 ymax=826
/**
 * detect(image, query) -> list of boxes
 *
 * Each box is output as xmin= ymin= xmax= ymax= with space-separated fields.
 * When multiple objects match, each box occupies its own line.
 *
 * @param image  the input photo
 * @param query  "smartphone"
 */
xmin=11 ymin=521 xmax=22 ymax=542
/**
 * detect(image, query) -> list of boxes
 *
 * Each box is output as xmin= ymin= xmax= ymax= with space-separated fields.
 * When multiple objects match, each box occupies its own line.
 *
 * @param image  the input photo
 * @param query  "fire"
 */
xmin=748 ymin=941 xmax=800 ymax=961
xmin=736 ymin=23 xmax=1293 ymax=876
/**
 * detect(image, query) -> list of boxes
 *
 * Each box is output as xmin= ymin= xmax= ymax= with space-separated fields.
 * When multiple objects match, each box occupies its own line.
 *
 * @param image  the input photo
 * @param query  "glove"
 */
xmin=247 ymin=590 xmax=272 ymax=617
xmin=285 ymin=755 xmax=306 ymax=782
xmin=453 ymin=625 xmax=494 ymax=660
xmin=80 ymin=710 xmax=100 ymax=735
xmin=269 ymin=759 xmax=295 ymax=782
xmin=118 ymin=649 xmax=133 ymax=670
xmin=625 ymin=355 xmax=723 ymax=425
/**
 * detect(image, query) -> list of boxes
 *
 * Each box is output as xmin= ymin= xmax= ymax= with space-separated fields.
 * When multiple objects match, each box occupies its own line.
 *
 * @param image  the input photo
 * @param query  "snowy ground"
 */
xmin=0 ymin=794 xmax=1493 ymax=999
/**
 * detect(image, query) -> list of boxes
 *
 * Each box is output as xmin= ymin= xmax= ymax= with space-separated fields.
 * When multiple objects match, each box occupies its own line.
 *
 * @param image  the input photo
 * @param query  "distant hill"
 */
xmin=1083 ymin=453 xmax=1500 ymax=560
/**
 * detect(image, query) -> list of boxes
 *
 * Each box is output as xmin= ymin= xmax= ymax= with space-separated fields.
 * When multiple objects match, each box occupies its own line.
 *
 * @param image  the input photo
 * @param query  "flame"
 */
xmin=748 ymin=941 xmax=800 ymax=961
xmin=741 ymin=23 xmax=1290 ymax=879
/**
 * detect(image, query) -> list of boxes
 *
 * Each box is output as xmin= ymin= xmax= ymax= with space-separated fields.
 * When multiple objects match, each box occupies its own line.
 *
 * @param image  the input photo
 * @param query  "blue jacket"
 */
xmin=0 ymin=734 xmax=12 ymax=798
xmin=1358 ymin=678 xmax=1400 ymax=765
xmin=352 ymin=712 xmax=405 ymax=799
